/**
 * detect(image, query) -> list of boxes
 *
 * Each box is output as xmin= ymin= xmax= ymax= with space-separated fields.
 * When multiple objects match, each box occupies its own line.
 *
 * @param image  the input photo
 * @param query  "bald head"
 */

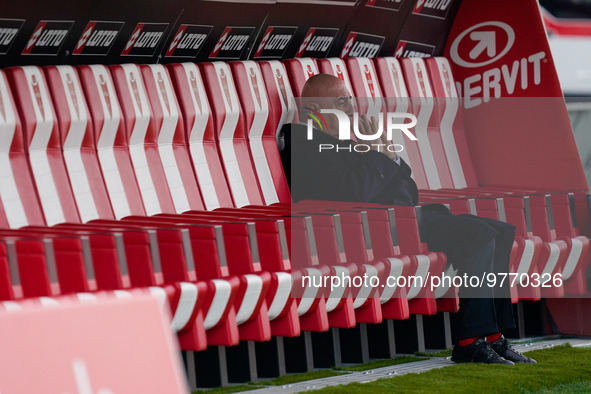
xmin=300 ymin=73 xmax=354 ymax=138
xmin=301 ymin=74 xmax=345 ymax=99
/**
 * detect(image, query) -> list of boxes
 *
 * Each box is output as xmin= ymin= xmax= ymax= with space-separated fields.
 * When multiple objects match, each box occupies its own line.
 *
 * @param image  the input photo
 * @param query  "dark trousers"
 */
xmin=422 ymin=209 xmax=516 ymax=340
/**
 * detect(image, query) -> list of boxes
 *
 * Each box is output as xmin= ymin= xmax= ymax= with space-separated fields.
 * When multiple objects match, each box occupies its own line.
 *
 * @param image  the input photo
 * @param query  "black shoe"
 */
xmin=490 ymin=336 xmax=537 ymax=364
xmin=451 ymin=338 xmax=514 ymax=365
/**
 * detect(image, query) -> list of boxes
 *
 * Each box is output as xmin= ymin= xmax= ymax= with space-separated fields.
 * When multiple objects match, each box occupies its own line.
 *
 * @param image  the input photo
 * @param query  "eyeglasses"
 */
xmin=336 ymin=96 xmax=353 ymax=108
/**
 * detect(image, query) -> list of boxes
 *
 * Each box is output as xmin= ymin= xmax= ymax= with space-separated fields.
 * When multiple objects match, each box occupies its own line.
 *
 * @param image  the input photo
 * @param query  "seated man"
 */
xmin=280 ymin=73 xmax=536 ymax=365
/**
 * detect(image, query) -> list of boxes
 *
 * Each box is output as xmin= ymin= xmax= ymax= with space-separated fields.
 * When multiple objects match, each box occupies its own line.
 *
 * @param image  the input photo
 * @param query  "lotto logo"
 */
xmin=295 ymin=27 xmax=339 ymax=58
xmin=0 ymin=19 xmax=24 ymax=55
xmin=209 ymin=26 xmax=254 ymax=59
xmin=254 ymin=26 xmax=297 ymax=59
xmin=340 ymin=32 xmax=384 ymax=58
xmin=74 ymin=21 xmax=124 ymax=56
xmin=165 ymin=24 xmax=212 ymax=58
xmin=121 ymin=23 xmax=168 ymax=56
xmin=394 ymin=40 xmax=435 ymax=58
xmin=23 ymin=21 xmax=73 ymax=56
xmin=413 ymin=0 xmax=453 ymax=19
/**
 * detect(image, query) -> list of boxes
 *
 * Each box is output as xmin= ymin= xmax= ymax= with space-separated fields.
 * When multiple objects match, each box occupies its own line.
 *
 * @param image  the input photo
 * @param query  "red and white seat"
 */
xmin=2 ymin=63 xmax=243 ymax=351
xmin=259 ymin=60 xmax=297 ymax=139
xmin=7 ymin=52 xmax=580 ymax=375
xmin=400 ymin=58 xmax=451 ymax=190
xmin=0 ymin=70 xmax=44 ymax=228
xmin=373 ymin=57 xmax=414 ymax=168
xmin=391 ymin=57 xmax=547 ymax=299
xmin=5 ymin=66 xmax=80 ymax=225
xmin=109 ymin=64 xmax=176 ymax=215
xmin=230 ymin=60 xmax=291 ymax=205
xmin=78 ymin=65 xmax=146 ymax=218
xmin=405 ymin=57 xmax=588 ymax=298
xmin=425 ymin=57 xmax=590 ymax=297
xmin=317 ymin=57 xmax=355 ymax=98
xmin=140 ymin=64 xmax=204 ymax=213
xmin=167 ymin=63 xmax=233 ymax=210
xmin=168 ymin=63 xmax=316 ymax=337
xmin=317 ymin=58 xmax=445 ymax=315
xmin=45 ymin=65 xmax=114 ymax=222
xmin=283 ymin=58 xmax=319 ymax=98
xmin=200 ymin=62 xmax=264 ymax=207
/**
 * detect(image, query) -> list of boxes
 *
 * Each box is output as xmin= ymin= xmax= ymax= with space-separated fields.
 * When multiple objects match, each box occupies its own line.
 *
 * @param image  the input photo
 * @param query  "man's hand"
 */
xmin=357 ymin=114 xmax=398 ymax=160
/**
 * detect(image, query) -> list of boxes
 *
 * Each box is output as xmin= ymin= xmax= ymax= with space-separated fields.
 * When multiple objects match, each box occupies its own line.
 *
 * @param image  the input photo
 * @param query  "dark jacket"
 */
xmin=280 ymin=123 xmax=419 ymax=205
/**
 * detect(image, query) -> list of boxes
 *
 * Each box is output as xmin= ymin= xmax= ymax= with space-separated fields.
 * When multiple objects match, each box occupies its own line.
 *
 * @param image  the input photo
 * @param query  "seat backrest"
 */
xmin=344 ymin=57 xmax=384 ymax=121
xmin=5 ymin=66 xmax=80 ymax=226
xmin=282 ymin=58 xmax=319 ymax=126
xmin=374 ymin=57 xmax=427 ymax=187
xmin=0 ymin=235 xmax=59 ymax=298
xmin=109 ymin=64 xmax=176 ymax=215
xmin=424 ymin=57 xmax=479 ymax=189
xmin=24 ymin=226 xmax=127 ymax=291
xmin=200 ymin=61 xmax=264 ymax=207
xmin=140 ymin=64 xmax=205 ymax=212
xmin=230 ymin=60 xmax=291 ymax=204
xmin=77 ymin=65 xmax=146 ymax=219
xmin=400 ymin=57 xmax=453 ymax=190
xmin=259 ymin=60 xmax=296 ymax=138
xmin=44 ymin=65 xmax=114 ymax=222
xmin=167 ymin=62 xmax=234 ymax=210
xmin=0 ymin=70 xmax=44 ymax=228
xmin=282 ymin=58 xmax=319 ymax=97
xmin=317 ymin=58 xmax=355 ymax=97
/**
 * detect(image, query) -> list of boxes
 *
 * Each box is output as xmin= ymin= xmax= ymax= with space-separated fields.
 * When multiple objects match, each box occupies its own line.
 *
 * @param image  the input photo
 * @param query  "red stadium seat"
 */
xmin=317 ymin=58 xmax=355 ymax=98
xmin=0 ymin=71 xmax=44 ymax=228
xmin=158 ymin=210 xmax=300 ymax=337
xmin=109 ymin=64 xmax=176 ymax=215
xmin=120 ymin=215 xmax=272 ymax=343
xmin=0 ymin=234 xmax=60 ymax=297
xmin=230 ymin=61 xmax=291 ymax=204
xmin=77 ymin=65 xmax=146 ymax=218
xmin=315 ymin=59 xmax=445 ymax=315
xmin=282 ymin=58 xmax=319 ymax=98
xmin=200 ymin=62 xmax=264 ymax=207
xmin=259 ymin=60 xmax=297 ymax=139
xmin=400 ymin=58 xmax=452 ymax=190
xmin=424 ymin=57 xmax=591 ymax=296
xmin=3 ymin=53 xmax=585 ymax=383
xmin=24 ymin=226 xmax=131 ymax=290
xmin=44 ymin=66 xmax=115 ymax=222
xmin=373 ymin=57 xmax=415 ymax=169
xmin=4 ymin=66 xmax=80 ymax=225
xmin=396 ymin=57 xmax=588 ymax=298
xmin=290 ymin=207 xmax=385 ymax=325
xmin=140 ymin=64 xmax=205 ymax=212
xmin=60 ymin=221 xmax=233 ymax=349
xmin=221 ymin=207 xmax=349 ymax=329
xmin=167 ymin=63 xmax=233 ymax=209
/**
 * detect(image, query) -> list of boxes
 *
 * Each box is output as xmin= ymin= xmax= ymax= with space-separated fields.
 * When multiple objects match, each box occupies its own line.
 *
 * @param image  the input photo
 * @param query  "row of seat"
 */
xmin=282 ymin=56 xmax=591 ymax=299
xmin=0 ymin=55 xmax=589 ymax=363
xmin=0 ymin=57 xmax=456 ymax=358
